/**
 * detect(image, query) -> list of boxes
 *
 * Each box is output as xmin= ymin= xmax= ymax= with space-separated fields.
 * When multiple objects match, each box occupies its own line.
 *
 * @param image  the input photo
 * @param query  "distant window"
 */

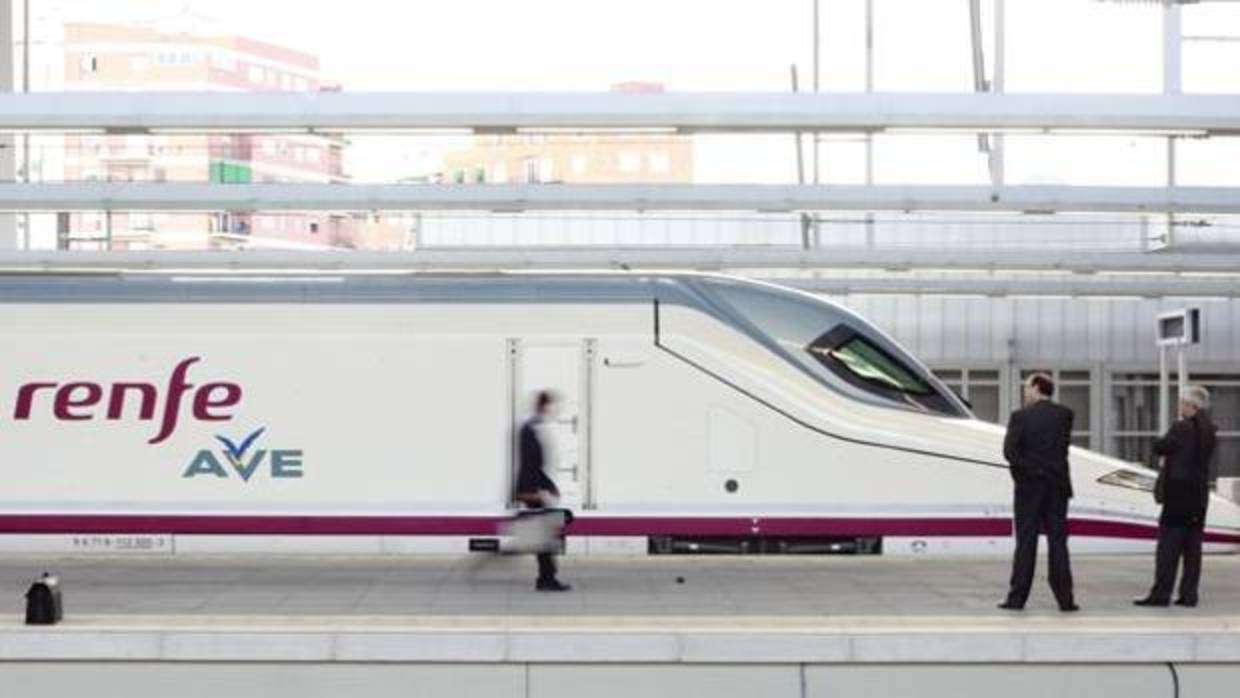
xmin=490 ymin=161 xmax=508 ymax=183
xmin=522 ymin=157 xmax=539 ymax=183
xmin=248 ymin=65 xmax=263 ymax=83
xmin=649 ymin=151 xmax=671 ymax=174
xmin=306 ymin=148 xmax=321 ymax=163
xmin=131 ymin=55 xmax=150 ymax=72
xmin=934 ymin=368 xmax=1001 ymax=422
xmin=571 ymin=155 xmax=588 ymax=176
xmin=618 ymin=152 xmax=641 ymax=173
xmin=79 ymin=55 xmax=98 ymax=73
xmin=212 ymin=52 xmax=237 ymax=70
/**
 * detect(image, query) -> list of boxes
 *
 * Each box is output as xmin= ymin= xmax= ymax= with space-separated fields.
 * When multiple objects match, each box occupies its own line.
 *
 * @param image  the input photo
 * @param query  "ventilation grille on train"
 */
xmin=647 ymin=535 xmax=882 ymax=556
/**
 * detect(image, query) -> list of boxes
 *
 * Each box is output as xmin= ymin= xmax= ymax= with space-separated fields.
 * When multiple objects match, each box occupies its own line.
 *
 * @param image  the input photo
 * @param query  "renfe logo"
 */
xmin=184 ymin=426 xmax=303 ymax=481
xmin=11 ymin=356 xmax=241 ymax=444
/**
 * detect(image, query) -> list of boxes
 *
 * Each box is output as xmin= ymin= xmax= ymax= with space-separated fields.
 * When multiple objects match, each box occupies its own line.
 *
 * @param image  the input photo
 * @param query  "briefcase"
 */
xmin=502 ymin=509 xmax=569 ymax=554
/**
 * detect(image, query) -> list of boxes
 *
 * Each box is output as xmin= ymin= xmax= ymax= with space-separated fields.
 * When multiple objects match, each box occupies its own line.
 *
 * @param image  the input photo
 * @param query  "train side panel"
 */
xmin=0 ymin=304 xmax=510 ymax=513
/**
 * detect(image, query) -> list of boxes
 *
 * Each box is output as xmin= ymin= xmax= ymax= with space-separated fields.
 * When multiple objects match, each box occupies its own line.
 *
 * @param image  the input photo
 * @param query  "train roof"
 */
xmin=0 ymin=271 xmax=745 ymax=304
xmin=0 ymin=270 xmax=971 ymax=418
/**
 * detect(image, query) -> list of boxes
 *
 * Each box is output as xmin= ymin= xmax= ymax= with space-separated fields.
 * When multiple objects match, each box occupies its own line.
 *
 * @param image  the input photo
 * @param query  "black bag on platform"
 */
xmin=25 ymin=573 xmax=63 ymax=625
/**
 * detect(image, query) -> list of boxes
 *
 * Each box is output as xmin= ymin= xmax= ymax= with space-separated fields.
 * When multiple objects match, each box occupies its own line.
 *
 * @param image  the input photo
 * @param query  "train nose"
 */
xmin=1206 ymin=493 xmax=1240 ymax=549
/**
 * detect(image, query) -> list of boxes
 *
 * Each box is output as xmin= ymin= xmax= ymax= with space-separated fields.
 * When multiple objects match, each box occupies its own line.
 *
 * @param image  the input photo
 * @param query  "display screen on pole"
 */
xmin=1156 ymin=308 xmax=1200 ymax=346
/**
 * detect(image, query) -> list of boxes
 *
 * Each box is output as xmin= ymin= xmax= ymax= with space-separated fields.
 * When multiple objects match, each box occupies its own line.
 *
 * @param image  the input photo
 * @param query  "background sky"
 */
xmin=17 ymin=0 xmax=1240 ymax=184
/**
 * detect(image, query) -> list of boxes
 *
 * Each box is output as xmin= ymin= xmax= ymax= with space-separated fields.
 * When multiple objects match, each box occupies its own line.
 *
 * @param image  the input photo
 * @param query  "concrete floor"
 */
xmin=4 ymin=553 xmax=1238 ymax=618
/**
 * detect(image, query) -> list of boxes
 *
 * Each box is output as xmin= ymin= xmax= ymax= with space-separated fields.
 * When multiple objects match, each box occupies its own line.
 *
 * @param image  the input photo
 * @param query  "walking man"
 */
xmin=999 ymin=373 xmax=1079 ymax=612
xmin=1135 ymin=385 xmax=1216 ymax=608
xmin=515 ymin=390 xmax=572 ymax=592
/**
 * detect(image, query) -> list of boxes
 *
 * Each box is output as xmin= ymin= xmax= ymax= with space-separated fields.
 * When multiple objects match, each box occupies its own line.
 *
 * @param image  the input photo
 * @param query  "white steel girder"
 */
xmin=0 ymin=92 xmax=1238 ymax=133
xmin=1 ymin=182 xmax=1238 ymax=214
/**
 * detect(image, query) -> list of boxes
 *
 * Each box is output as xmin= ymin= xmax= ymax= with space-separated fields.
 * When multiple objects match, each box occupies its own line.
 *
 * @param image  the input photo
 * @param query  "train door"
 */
xmin=510 ymin=338 xmax=595 ymax=511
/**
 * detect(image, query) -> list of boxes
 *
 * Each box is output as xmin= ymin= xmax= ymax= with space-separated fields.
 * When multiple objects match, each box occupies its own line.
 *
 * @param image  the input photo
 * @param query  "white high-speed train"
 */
xmin=1 ymin=271 xmax=1237 ymax=555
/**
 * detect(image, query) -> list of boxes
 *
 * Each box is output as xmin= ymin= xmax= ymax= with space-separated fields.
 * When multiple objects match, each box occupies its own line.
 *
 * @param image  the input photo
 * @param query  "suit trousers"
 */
xmin=537 ymin=552 xmax=558 ymax=582
xmin=1005 ymin=479 xmax=1075 ymax=607
xmin=1149 ymin=523 xmax=1204 ymax=603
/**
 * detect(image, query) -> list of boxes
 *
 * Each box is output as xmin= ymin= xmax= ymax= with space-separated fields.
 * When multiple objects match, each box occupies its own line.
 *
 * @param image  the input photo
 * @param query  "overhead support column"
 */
xmin=990 ymin=0 xmax=1006 ymax=188
xmin=1164 ymin=1 xmax=1182 ymax=249
xmin=864 ymin=0 xmax=876 ymax=248
xmin=0 ymin=0 xmax=15 ymax=250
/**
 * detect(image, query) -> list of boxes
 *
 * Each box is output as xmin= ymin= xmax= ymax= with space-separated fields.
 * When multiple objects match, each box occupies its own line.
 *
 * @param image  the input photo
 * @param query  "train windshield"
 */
xmin=694 ymin=277 xmax=969 ymax=418
xmin=807 ymin=326 xmax=934 ymax=397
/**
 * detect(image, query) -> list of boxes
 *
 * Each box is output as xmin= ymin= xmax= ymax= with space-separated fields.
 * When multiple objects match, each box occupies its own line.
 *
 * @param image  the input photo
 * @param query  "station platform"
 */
xmin=2 ymin=554 xmax=1239 ymax=698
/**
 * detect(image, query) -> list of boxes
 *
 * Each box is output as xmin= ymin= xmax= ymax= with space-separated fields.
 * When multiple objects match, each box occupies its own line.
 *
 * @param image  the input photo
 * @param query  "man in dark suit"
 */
xmin=1135 ymin=385 xmax=1217 ymax=608
xmin=515 ymin=390 xmax=571 ymax=592
xmin=999 ymin=373 xmax=1079 ymax=612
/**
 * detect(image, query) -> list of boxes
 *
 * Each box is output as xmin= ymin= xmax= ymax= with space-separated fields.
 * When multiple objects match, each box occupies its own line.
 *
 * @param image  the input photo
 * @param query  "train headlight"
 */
xmin=1097 ymin=469 xmax=1156 ymax=492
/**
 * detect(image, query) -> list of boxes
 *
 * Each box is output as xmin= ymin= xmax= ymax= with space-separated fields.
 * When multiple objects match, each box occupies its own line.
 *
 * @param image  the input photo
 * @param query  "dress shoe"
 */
xmin=536 ymin=579 xmax=572 ymax=592
xmin=997 ymin=601 xmax=1024 ymax=611
xmin=1059 ymin=603 xmax=1081 ymax=613
xmin=1133 ymin=597 xmax=1170 ymax=607
xmin=1174 ymin=598 xmax=1198 ymax=608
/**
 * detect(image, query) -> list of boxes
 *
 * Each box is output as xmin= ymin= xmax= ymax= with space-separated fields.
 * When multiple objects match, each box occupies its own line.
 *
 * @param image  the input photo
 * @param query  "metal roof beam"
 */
xmin=0 ymin=92 xmax=1238 ymax=133
xmin=2 ymin=249 xmax=1239 ymax=277
xmin=781 ymin=276 xmax=1240 ymax=299
xmin=2 ymin=182 xmax=1239 ymax=214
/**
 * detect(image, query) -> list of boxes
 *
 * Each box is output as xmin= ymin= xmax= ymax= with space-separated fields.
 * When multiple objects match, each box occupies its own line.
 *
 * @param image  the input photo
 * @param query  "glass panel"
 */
xmin=1114 ymin=373 xmax=1158 ymax=383
xmin=1071 ymin=434 xmax=1091 ymax=449
xmin=934 ymin=370 xmax=962 ymax=381
xmin=1207 ymin=385 xmax=1240 ymax=432
xmin=1188 ymin=374 xmax=1240 ymax=383
xmin=1217 ymin=438 xmax=1240 ymax=480
xmin=1060 ymin=384 xmax=1091 ymax=431
xmin=1060 ymin=370 xmax=1091 ymax=382
xmin=970 ymin=385 xmax=1001 ymax=424
xmin=1114 ymin=435 xmax=1157 ymax=469
xmin=1111 ymin=384 xmax=1160 ymax=434
xmin=969 ymin=369 xmax=1000 ymax=382
xmin=700 ymin=278 xmax=967 ymax=418
xmin=842 ymin=341 xmax=931 ymax=395
xmin=809 ymin=331 xmax=934 ymax=396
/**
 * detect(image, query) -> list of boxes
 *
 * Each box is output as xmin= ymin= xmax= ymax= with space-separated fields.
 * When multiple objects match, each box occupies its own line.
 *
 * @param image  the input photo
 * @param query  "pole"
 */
xmin=1164 ymin=1 xmax=1181 ymax=248
xmin=1176 ymin=345 xmax=1188 ymax=412
xmin=791 ymin=65 xmax=805 ymax=186
xmin=864 ymin=0 xmax=875 ymax=249
xmin=20 ymin=0 xmax=29 ymax=249
xmin=0 ymin=0 xmax=16 ymax=250
xmin=991 ymin=0 xmax=1006 ymax=187
xmin=811 ymin=0 xmax=820 ymax=186
xmin=791 ymin=64 xmax=812 ymax=250
xmin=1158 ymin=344 xmax=1170 ymax=437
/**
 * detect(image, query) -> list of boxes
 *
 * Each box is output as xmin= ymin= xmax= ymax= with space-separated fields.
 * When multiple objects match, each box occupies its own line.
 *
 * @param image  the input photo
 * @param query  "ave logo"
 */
xmin=183 ymin=427 xmax=304 ymax=481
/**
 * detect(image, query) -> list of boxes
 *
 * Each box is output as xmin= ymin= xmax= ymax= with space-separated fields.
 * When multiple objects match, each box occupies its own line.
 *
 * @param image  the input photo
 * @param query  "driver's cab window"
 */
xmin=695 ymin=278 xmax=968 ymax=418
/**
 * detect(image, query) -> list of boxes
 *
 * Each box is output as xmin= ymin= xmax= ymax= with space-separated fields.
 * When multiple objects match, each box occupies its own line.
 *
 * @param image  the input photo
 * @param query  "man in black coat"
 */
xmin=515 ymin=390 xmax=571 ymax=592
xmin=1135 ymin=385 xmax=1217 ymax=608
xmin=999 ymin=373 xmax=1079 ymax=612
